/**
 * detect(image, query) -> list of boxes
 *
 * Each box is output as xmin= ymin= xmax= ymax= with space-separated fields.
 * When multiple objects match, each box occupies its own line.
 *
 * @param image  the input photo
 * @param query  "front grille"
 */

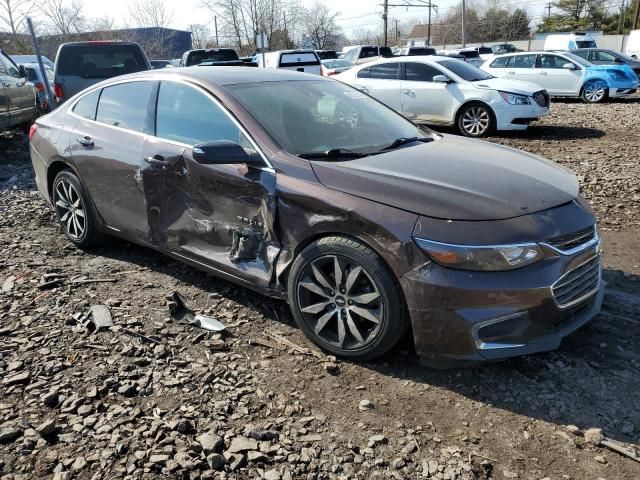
xmin=552 ymin=255 xmax=601 ymax=309
xmin=533 ymin=90 xmax=550 ymax=108
xmin=547 ymin=225 xmax=596 ymax=252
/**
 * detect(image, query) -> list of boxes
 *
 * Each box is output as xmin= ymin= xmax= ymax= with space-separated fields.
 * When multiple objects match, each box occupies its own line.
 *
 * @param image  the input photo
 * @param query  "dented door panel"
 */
xmin=140 ymin=136 xmax=278 ymax=287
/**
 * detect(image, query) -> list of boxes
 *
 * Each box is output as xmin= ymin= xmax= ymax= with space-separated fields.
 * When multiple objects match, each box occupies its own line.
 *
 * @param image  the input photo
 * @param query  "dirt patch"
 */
xmin=1 ymin=97 xmax=639 ymax=480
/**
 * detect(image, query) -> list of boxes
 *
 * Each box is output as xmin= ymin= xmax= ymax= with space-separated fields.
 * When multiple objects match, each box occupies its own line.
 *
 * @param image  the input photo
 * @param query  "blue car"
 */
xmin=482 ymin=51 xmax=639 ymax=103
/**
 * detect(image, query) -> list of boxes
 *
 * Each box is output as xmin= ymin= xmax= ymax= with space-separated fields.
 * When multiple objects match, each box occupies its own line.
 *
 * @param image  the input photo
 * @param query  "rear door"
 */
xmin=588 ymin=50 xmax=617 ymax=65
xmin=353 ymin=62 xmax=401 ymax=111
xmin=0 ymin=53 xmax=34 ymax=126
xmin=537 ymin=54 xmax=582 ymax=95
xmin=141 ymin=79 xmax=277 ymax=287
xmin=504 ymin=54 xmax=538 ymax=83
xmin=69 ymin=80 xmax=155 ymax=238
xmin=400 ymin=61 xmax=454 ymax=124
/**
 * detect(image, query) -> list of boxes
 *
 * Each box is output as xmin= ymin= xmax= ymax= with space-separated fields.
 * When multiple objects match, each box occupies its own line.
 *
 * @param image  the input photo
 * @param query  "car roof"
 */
xmin=60 ymin=41 xmax=140 ymax=47
xmin=94 ymin=66 xmax=329 ymax=87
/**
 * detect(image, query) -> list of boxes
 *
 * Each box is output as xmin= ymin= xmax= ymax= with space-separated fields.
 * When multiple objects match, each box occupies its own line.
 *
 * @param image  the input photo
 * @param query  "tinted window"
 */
xmin=369 ymin=63 xmax=399 ymax=79
xmin=156 ymin=81 xmax=242 ymax=146
xmin=379 ymin=47 xmax=394 ymax=57
xmin=408 ymin=48 xmax=436 ymax=56
xmin=357 ymin=67 xmax=371 ymax=78
xmin=572 ymin=50 xmax=589 ymax=60
xmin=73 ymin=89 xmax=101 ymax=120
xmin=405 ymin=62 xmax=442 ymax=82
xmin=57 ymin=44 xmax=148 ymax=78
xmin=316 ymin=51 xmax=338 ymax=60
xmin=540 ymin=54 xmax=570 ymax=69
xmin=185 ymin=49 xmax=238 ymax=66
xmin=436 ymin=59 xmax=493 ymax=81
xmin=26 ymin=68 xmax=38 ymax=81
xmin=512 ymin=54 xmax=536 ymax=68
xmin=279 ymin=52 xmax=320 ymax=66
xmin=478 ymin=47 xmax=493 ymax=54
xmin=490 ymin=56 xmax=509 ymax=68
xmin=592 ymin=50 xmax=616 ymax=62
xmin=360 ymin=47 xmax=378 ymax=58
xmin=96 ymin=82 xmax=152 ymax=132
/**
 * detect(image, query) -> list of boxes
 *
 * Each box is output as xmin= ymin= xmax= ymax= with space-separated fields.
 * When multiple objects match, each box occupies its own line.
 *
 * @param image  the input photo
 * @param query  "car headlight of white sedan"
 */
xmin=499 ymin=91 xmax=531 ymax=105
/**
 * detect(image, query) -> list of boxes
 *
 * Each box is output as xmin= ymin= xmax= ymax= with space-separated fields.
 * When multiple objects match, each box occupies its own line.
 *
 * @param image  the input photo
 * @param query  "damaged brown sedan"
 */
xmin=29 ymin=67 xmax=603 ymax=363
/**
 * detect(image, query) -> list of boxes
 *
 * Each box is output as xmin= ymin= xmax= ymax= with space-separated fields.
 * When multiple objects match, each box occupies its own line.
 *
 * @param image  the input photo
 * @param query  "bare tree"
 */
xmin=189 ymin=23 xmax=213 ymax=48
xmin=0 ymin=0 xmax=35 ymax=34
xmin=302 ymin=0 xmax=339 ymax=49
xmin=38 ymin=0 xmax=85 ymax=35
xmin=128 ymin=0 xmax=173 ymax=28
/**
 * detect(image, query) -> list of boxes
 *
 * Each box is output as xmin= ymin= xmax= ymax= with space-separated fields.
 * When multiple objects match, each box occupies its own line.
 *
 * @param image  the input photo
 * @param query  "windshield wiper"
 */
xmin=378 ymin=136 xmax=434 ymax=152
xmin=298 ymin=148 xmax=369 ymax=160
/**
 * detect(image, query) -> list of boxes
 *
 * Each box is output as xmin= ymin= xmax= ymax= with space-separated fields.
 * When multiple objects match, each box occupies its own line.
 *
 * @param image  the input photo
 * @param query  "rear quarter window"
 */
xmin=491 ymin=56 xmax=511 ymax=68
xmin=56 ymin=44 xmax=148 ymax=78
xmin=72 ymin=89 xmax=101 ymax=120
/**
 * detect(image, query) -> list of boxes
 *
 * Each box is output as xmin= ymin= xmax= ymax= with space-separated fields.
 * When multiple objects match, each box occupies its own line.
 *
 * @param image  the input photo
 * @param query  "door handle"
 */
xmin=540 ymin=71 xmax=548 ymax=76
xmin=507 ymin=71 xmax=516 ymax=75
xmin=402 ymin=90 xmax=415 ymax=96
xmin=76 ymin=136 xmax=93 ymax=147
xmin=145 ymin=154 xmax=170 ymax=167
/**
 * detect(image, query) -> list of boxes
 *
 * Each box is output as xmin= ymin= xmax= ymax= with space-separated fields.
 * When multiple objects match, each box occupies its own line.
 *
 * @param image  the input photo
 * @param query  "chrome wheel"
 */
xmin=583 ymin=81 xmax=606 ymax=102
xmin=335 ymin=104 xmax=359 ymax=128
xmin=296 ymin=255 xmax=383 ymax=350
xmin=54 ymin=179 xmax=86 ymax=240
xmin=461 ymin=106 xmax=491 ymax=136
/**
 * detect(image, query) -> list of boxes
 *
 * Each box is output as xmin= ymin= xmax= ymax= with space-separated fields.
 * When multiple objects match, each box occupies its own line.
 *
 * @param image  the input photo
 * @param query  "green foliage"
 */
xmin=538 ymin=0 xmax=636 ymax=34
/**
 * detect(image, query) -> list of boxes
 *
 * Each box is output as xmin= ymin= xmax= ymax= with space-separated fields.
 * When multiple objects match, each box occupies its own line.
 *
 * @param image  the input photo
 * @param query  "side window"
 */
xmin=0 ymin=54 xmax=21 ymax=78
xmin=490 ymin=56 xmax=509 ymax=68
xmin=593 ymin=51 xmax=616 ymax=62
xmin=357 ymin=67 xmax=371 ymax=79
xmin=360 ymin=47 xmax=378 ymax=59
xmin=369 ymin=63 xmax=399 ymax=80
xmin=344 ymin=50 xmax=357 ymax=63
xmin=405 ymin=62 xmax=442 ymax=82
xmin=156 ymin=81 xmax=243 ymax=146
xmin=572 ymin=50 xmax=589 ymax=60
xmin=512 ymin=54 xmax=536 ymax=68
xmin=73 ymin=89 xmax=101 ymax=120
xmin=540 ymin=55 xmax=568 ymax=69
xmin=96 ymin=81 xmax=153 ymax=133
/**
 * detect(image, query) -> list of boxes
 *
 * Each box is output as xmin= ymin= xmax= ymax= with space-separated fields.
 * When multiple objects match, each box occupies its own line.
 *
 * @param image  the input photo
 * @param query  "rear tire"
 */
xmin=457 ymin=102 xmax=496 ymax=137
xmin=288 ymin=236 xmax=408 ymax=361
xmin=581 ymin=80 xmax=608 ymax=103
xmin=52 ymin=170 xmax=103 ymax=248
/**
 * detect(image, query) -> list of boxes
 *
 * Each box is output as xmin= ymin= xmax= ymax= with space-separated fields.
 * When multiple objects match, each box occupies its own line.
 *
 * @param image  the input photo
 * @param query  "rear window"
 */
xmin=408 ymin=48 xmax=436 ymax=56
xmin=478 ymin=47 xmax=493 ymax=54
xmin=459 ymin=51 xmax=480 ymax=59
xmin=316 ymin=51 xmax=338 ymax=60
xmin=279 ymin=52 xmax=319 ymax=67
xmin=360 ymin=47 xmax=379 ymax=58
xmin=186 ymin=50 xmax=238 ymax=66
xmin=379 ymin=47 xmax=394 ymax=58
xmin=56 ymin=44 xmax=148 ymax=78
xmin=576 ymin=40 xmax=597 ymax=49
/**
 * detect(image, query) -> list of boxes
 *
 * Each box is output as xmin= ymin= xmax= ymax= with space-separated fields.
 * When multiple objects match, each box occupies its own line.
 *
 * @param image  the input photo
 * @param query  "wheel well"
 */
xmin=46 ymin=161 xmax=72 ymax=201
xmin=580 ymin=78 xmax=608 ymax=93
xmin=455 ymin=100 xmax=495 ymax=124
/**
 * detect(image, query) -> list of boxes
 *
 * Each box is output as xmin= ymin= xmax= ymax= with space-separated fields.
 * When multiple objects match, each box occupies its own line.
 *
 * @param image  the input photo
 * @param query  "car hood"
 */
xmin=310 ymin=135 xmax=579 ymax=221
xmin=473 ymin=77 xmax=543 ymax=95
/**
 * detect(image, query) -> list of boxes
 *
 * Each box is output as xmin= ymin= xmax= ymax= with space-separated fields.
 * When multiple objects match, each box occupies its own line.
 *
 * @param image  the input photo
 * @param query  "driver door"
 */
xmin=352 ymin=62 xmax=401 ymax=111
xmin=537 ymin=54 xmax=582 ymax=96
xmin=141 ymin=80 xmax=277 ymax=287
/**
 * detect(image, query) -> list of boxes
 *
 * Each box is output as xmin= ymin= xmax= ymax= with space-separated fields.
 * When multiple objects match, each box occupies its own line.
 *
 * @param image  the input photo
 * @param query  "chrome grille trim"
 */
xmin=543 ymin=225 xmax=598 ymax=255
xmin=552 ymin=255 xmax=601 ymax=309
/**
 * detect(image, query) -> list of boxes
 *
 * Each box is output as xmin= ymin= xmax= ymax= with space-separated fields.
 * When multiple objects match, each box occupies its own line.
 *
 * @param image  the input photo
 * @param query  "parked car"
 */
xmin=395 ymin=47 xmax=437 ymax=56
xmin=150 ymin=60 xmax=174 ymax=69
xmin=315 ymin=50 xmax=338 ymax=60
xmin=256 ymin=50 xmax=321 ymax=74
xmin=570 ymin=48 xmax=640 ymax=77
xmin=543 ymin=33 xmax=598 ymax=51
xmin=475 ymin=46 xmax=494 ymax=61
xmin=22 ymin=63 xmax=54 ymax=113
xmin=481 ymin=51 xmax=639 ymax=103
xmin=335 ymin=56 xmax=550 ymax=137
xmin=342 ymin=45 xmax=394 ymax=65
xmin=491 ymin=43 xmax=520 ymax=54
xmin=179 ymin=48 xmax=245 ymax=67
xmin=625 ymin=29 xmax=640 ymax=59
xmin=320 ymin=59 xmax=352 ymax=76
xmin=440 ymin=49 xmax=483 ymax=67
xmin=0 ymin=50 xmax=36 ymax=130
xmin=29 ymin=68 xmax=602 ymax=364
xmin=11 ymin=54 xmax=55 ymax=69
xmin=53 ymin=41 xmax=151 ymax=104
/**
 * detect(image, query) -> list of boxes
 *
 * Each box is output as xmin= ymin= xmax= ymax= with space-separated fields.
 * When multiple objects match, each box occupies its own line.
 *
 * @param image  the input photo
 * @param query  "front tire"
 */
xmin=288 ymin=236 xmax=408 ymax=360
xmin=457 ymin=102 xmax=496 ymax=137
xmin=52 ymin=170 xmax=102 ymax=248
xmin=582 ymin=80 xmax=608 ymax=103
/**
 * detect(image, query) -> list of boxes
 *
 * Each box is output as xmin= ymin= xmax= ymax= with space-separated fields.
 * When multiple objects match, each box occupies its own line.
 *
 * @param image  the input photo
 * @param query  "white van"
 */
xmin=256 ymin=50 xmax=321 ymax=75
xmin=625 ymin=30 xmax=640 ymax=59
xmin=543 ymin=33 xmax=598 ymax=51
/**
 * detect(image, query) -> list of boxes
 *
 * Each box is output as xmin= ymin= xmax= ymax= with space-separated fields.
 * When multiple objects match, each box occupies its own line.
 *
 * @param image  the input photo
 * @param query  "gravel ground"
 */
xmin=1 ymin=97 xmax=639 ymax=480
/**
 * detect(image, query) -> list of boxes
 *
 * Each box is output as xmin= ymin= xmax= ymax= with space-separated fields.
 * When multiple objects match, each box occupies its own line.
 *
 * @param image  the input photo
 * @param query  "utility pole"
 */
xmin=283 ymin=11 xmax=288 ymax=48
xmin=395 ymin=19 xmax=399 ymax=43
xmin=383 ymin=0 xmax=388 ymax=46
xmin=633 ymin=0 xmax=640 ymax=30
xmin=428 ymin=2 xmax=432 ymax=46
xmin=461 ymin=0 xmax=466 ymax=48
xmin=214 ymin=16 xmax=219 ymax=47
xmin=545 ymin=2 xmax=552 ymax=18
xmin=619 ymin=0 xmax=626 ymax=34
xmin=385 ymin=2 xmax=437 ymax=46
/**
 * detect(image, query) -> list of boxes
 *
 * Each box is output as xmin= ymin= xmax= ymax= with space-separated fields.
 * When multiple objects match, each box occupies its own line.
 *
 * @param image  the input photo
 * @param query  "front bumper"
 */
xmin=400 ymin=205 xmax=602 ymax=362
xmin=609 ymin=87 xmax=638 ymax=97
xmin=494 ymin=102 xmax=549 ymax=131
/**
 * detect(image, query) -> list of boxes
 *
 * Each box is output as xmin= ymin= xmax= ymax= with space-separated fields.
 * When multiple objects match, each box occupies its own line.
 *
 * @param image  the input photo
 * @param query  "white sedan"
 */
xmin=334 ymin=56 xmax=550 ymax=137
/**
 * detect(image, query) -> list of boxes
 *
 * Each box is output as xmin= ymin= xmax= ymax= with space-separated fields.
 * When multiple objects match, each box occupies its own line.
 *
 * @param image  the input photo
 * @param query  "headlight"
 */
xmin=414 ymin=238 xmax=544 ymax=271
xmin=499 ymin=91 xmax=531 ymax=105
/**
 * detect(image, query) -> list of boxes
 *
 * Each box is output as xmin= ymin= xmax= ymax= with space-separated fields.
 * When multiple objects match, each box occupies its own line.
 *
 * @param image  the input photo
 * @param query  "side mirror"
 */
xmin=562 ymin=62 xmax=577 ymax=70
xmin=18 ymin=65 xmax=26 ymax=78
xmin=433 ymin=74 xmax=452 ymax=84
xmin=192 ymin=140 xmax=251 ymax=165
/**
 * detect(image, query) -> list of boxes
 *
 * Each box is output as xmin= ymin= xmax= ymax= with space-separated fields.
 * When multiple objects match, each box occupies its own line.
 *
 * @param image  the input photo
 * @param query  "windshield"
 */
xmin=227 ymin=80 xmax=429 ymax=157
xmin=562 ymin=52 xmax=592 ymax=67
xmin=436 ymin=59 xmax=493 ymax=81
xmin=187 ymin=50 xmax=238 ymax=65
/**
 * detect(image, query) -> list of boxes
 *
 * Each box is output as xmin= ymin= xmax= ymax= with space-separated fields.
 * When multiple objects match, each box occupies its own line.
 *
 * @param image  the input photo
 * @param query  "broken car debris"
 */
xmin=168 ymin=291 xmax=226 ymax=332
